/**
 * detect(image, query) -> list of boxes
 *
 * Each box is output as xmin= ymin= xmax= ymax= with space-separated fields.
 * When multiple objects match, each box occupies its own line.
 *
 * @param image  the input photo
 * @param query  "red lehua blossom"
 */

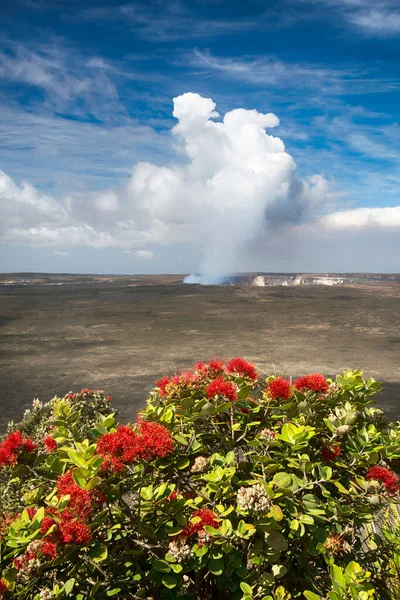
xmin=22 ymin=438 xmax=38 ymax=453
xmin=268 ymin=377 xmax=292 ymax=400
xmin=66 ymin=392 xmax=76 ymax=400
xmin=96 ymin=425 xmax=137 ymax=472
xmin=40 ymin=515 xmax=57 ymax=535
xmin=294 ymin=374 xmax=329 ymax=393
xmin=0 ymin=578 xmax=9 ymax=596
xmin=57 ymin=472 xmax=92 ymax=517
xmin=136 ymin=420 xmax=175 ymax=461
xmin=206 ymin=377 xmax=238 ymax=402
xmin=168 ymin=490 xmax=178 ymax=502
xmin=0 ymin=431 xmax=37 ymax=470
xmin=366 ymin=465 xmax=400 ymax=492
xmin=182 ymin=507 xmax=219 ymax=538
xmin=59 ymin=519 xmax=91 ymax=545
xmin=0 ymin=512 xmax=14 ymax=541
xmin=39 ymin=539 xmax=58 ymax=560
xmin=209 ymin=359 xmax=225 ymax=372
xmin=193 ymin=507 xmax=219 ymax=528
xmin=97 ymin=422 xmax=174 ymax=471
xmin=106 ymin=395 xmax=112 ymax=401
xmin=322 ymin=445 xmax=341 ymax=462
xmin=196 ymin=359 xmax=225 ymax=377
xmin=156 ymin=376 xmax=170 ymax=396
xmin=43 ymin=435 xmax=58 ymax=452
xmin=226 ymin=357 xmax=258 ymax=381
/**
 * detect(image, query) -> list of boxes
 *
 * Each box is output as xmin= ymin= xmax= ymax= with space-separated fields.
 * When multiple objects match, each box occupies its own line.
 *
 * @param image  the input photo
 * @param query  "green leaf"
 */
xmin=154 ymin=560 xmax=171 ymax=573
xmin=240 ymin=582 xmax=253 ymax=595
xmin=85 ymin=476 xmax=102 ymax=491
xmin=265 ymin=531 xmax=288 ymax=552
xmin=162 ymin=575 xmax=178 ymax=589
xmin=170 ymin=563 xmax=183 ymax=573
xmin=304 ymin=592 xmax=323 ymax=600
xmin=89 ymin=542 xmax=108 ymax=563
xmin=279 ymin=423 xmax=299 ymax=444
xmin=272 ymin=564 xmax=287 ymax=579
xmin=63 ymin=578 xmax=75 ymax=595
xmin=208 ymin=557 xmax=224 ymax=575
xmin=140 ymin=485 xmax=154 ymax=500
xmin=106 ymin=589 xmax=121 ymax=596
xmin=268 ymin=505 xmax=284 ymax=521
xmin=273 ymin=472 xmax=292 ymax=489
xmin=176 ymin=457 xmax=190 ymax=470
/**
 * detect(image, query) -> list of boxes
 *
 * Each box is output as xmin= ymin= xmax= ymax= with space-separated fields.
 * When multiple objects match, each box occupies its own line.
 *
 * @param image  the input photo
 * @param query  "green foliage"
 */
xmin=0 ymin=367 xmax=400 ymax=599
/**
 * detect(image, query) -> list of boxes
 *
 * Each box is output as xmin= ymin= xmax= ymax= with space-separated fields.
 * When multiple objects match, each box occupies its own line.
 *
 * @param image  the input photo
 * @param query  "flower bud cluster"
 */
xmin=197 ymin=529 xmax=211 ymax=546
xmin=259 ymin=428 xmax=276 ymax=442
xmin=177 ymin=575 xmax=191 ymax=597
xmin=40 ymin=589 xmax=54 ymax=600
xmin=168 ymin=540 xmax=191 ymax=563
xmin=191 ymin=456 xmax=209 ymax=472
xmin=237 ymin=483 xmax=271 ymax=514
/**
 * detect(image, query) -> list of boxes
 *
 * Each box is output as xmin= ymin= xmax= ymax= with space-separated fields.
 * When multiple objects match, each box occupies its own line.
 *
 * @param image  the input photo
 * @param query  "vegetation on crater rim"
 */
xmin=1 ymin=359 xmax=400 ymax=599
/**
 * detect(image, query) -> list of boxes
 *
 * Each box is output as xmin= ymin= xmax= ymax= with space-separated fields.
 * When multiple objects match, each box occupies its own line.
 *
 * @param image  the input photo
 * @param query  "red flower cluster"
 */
xmin=97 ymin=421 xmax=174 ymax=472
xmin=57 ymin=472 xmax=92 ymax=518
xmin=226 ymin=357 xmax=258 ymax=381
xmin=366 ymin=466 xmax=400 ymax=492
xmin=322 ymin=445 xmax=341 ymax=462
xmin=41 ymin=515 xmax=57 ymax=535
xmin=206 ymin=377 xmax=238 ymax=402
xmin=156 ymin=376 xmax=169 ymax=396
xmin=0 ymin=431 xmax=37 ymax=470
xmin=156 ymin=371 xmax=200 ymax=397
xmin=39 ymin=539 xmax=58 ymax=559
xmin=294 ymin=374 xmax=328 ymax=393
xmin=195 ymin=359 xmax=225 ymax=378
xmin=0 ymin=578 xmax=8 ymax=597
xmin=0 ymin=513 xmax=14 ymax=542
xmin=43 ymin=435 xmax=58 ymax=452
xmin=59 ymin=519 xmax=91 ymax=545
xmin=267 ymin=377 xmax=292 ymax=400
xmin=181 ymin=507 xmax=219 ymax=538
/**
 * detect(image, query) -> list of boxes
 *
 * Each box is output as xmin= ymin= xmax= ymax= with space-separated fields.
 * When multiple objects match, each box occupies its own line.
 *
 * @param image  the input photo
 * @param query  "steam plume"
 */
xmin=130 ymin=92 xmax=327 ymax=284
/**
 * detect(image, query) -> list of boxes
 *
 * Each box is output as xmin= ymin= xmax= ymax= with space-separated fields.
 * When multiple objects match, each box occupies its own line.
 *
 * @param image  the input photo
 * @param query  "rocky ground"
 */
xmin=0 ymin=276 xmax=399 ymax=429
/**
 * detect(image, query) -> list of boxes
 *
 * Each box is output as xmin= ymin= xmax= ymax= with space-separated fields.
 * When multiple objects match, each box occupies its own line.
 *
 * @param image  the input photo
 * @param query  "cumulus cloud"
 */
xmin=1 ymin=92 xmax=399 ymax=277
xmin=321 ymin=205 xmax=400 ymax=228
xmin=54 ymin=251 xmax=69 ymax=256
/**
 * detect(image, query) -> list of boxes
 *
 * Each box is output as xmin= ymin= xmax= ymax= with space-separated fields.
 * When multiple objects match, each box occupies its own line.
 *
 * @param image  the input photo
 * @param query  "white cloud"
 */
xmin=321 ymin=205 xmax=400 ymax=228
xmin=54 ymin=250 xmax=69 ymax=256
xmin=186 ymin=49 xmax=399 ymax=95
xmin=1 ymin=92 xmax=399 ymax=277
xmin=350 ymin=8 xmax=400 ymax=34
xmin=0 ymin=41 xmax=124 ymax=119
xmin=135 ymin=250 xmax=155 ymax=259
xmin=312 ymin=0 xmax=400 ymax=35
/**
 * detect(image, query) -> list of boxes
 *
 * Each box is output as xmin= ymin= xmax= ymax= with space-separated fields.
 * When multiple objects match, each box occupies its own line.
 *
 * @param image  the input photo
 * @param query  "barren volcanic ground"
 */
xmin=0 ymin=276 xmax=400 ymax=429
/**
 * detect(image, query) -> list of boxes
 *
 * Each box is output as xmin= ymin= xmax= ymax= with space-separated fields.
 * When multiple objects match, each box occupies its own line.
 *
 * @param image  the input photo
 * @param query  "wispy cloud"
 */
xmin=186 ymin=49 xmax=400 ymax=95
xmin=79 ymin=0 xmax=291 ymax=42
xmin=0 ymin=40 xmax=126 ymax=120
xmin=309 ymin=0 xmax=400 ymax=35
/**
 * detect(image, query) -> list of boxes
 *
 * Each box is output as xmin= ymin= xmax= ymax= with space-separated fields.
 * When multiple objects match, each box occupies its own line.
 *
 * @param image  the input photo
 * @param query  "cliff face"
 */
xmin=224 ymin=273 xmax=400 ymax=287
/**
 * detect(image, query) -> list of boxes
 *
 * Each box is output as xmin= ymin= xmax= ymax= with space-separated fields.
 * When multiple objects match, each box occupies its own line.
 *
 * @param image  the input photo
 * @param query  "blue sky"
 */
xmin=1 ymin=0 xmax=400 ymax=274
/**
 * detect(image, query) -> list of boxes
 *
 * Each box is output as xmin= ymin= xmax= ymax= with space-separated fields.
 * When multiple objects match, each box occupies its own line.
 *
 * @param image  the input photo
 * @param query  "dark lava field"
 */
xmin=0 ymin=275 xmax=400 ymax=429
